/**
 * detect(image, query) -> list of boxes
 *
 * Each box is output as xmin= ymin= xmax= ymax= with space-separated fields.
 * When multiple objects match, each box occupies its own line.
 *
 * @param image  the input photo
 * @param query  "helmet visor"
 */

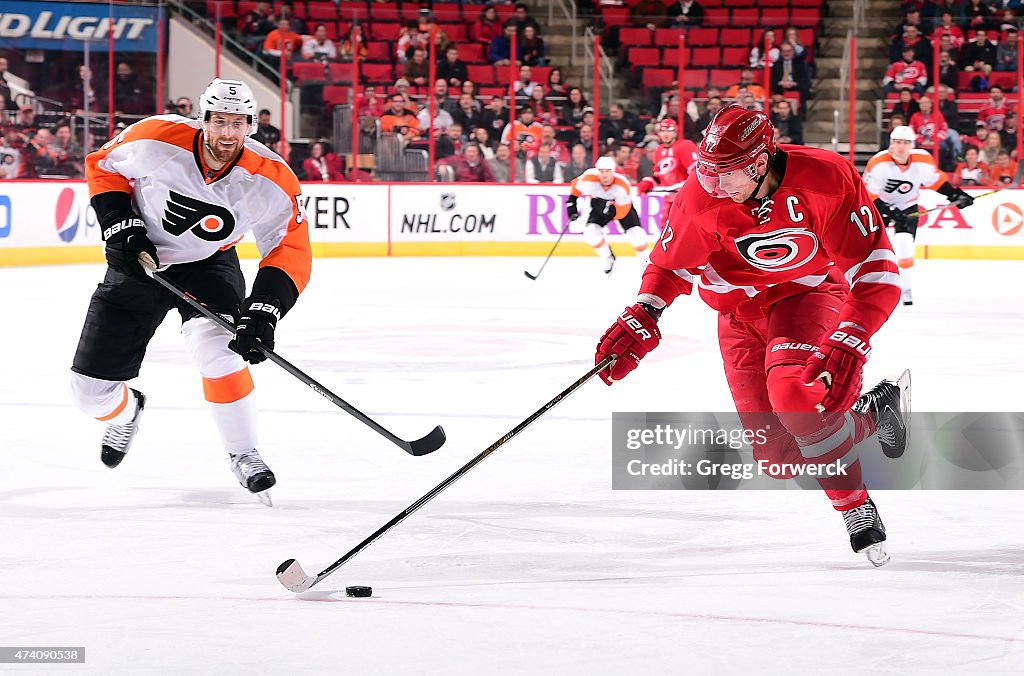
xmin=695 ymin=160 xmax=757 ymax=199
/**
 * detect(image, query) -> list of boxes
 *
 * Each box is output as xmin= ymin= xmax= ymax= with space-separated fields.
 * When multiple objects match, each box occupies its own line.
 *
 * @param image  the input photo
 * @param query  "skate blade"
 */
xmin=864 ymin=542 xmax=890 ymax=567
xmin=256 ymin=490 xmax=273 ymax=507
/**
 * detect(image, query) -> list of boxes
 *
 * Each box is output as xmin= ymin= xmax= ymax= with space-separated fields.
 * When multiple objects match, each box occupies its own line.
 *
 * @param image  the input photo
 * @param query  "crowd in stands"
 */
xmin=885 ymin=0 xmax=1024 ymax=186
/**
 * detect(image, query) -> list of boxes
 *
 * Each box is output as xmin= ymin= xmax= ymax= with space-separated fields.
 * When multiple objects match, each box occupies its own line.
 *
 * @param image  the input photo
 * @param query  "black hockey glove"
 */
xmin=103 ymin=217 xmax=159 ymax=277
xmin=229 ymin=297 xmax=281 ymax=364
xmin=589 ymin=198 xmax=616 ymax=226
xmin=566 ymin=196 xmax=580 ymax=221
xmin=937 ymin=182 xmax=974 ymax=209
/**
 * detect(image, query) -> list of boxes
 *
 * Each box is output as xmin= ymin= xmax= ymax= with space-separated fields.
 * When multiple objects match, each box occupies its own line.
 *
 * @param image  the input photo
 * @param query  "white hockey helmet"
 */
xmin=199 ymin=78 xmax=258 ymax=135
xmin=889 ymin=125 xmax=916 ymax=145
xmin=595 ymin=156 xmax=617 ymax=171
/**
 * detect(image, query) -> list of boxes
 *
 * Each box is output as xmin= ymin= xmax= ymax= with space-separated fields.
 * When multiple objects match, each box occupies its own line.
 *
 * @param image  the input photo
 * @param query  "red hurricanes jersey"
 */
xmin=638 ymin=145 xmax=901 ymax=336
xmin=649 ymin=139 xmax=698 ymax=192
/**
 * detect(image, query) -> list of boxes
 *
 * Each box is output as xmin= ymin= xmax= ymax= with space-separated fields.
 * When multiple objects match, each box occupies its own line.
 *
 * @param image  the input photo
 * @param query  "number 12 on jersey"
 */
xmin=850 ymin=205 xmax=878 ymax=236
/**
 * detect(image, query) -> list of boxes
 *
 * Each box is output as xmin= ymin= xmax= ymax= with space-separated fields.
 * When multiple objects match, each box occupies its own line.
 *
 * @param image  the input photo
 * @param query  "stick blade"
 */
xmin=405 ymin=425 xmax=446 ymax=456
xmin=524 ymin=271 xmax=539 ymax=280
xmin=276 ymin=558 xmax=317 ymax=592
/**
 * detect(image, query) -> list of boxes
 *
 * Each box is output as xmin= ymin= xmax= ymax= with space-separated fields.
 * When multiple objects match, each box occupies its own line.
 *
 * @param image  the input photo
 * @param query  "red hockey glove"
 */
xmin=637 ymin=176 xmax=658 ymax=195
xmin=595 ymin=303 xmax=662 ymax=385
xmin=801 ymin=325 xmax=872 ymax=412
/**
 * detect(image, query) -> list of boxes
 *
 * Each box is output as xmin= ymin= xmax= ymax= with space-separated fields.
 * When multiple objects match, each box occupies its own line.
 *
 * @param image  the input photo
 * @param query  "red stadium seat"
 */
xmin=431 ymin=4 xmax=463 ymax=23
xmin=292 ymin=62 xmax=328 ymax=84
xmin=783 ymin=91 xmax=801 ymax=115
xmin=445 ymin=24 xmax=468 ymax=42
xmin=601 ymin=7 xmax=631 ymax=27
xmin=368 ymin=22 xmax=401 ymax=41
xmin=307 ymin=3 xmax=339 ymax=22
xmin=207 ymin=1 xmax=235 ymax=20
xmin=531 ymin=66 xmax=552 ymax=84
xmin=619 ymin=27 xmax=654 ymax=47
xmin=731 ymin=8 xmax=760 ymax=27
xmin=719 ymin=28 xmax=751 ymax=46
xmin=686 ymin=27 xmax=718 ymax=47
xmin=709 ymin=68 xmax=736 ymax=88
xmin=329 ymin=63 xmax=357 ymax=83
xmin=365 ymin=42 xmax=391 ymax=62
xmin=630 ymin=48 xmax=662 ymax=68
xmin=653 ymin=28 xmax=684 ymax=47
xmin=704 ymin=9 xmax=730 ymax=27
xmin=722 ymin=47 xmax=749 ymax=67
xmin=323 ymin=85 xmax=350 ymax=107
xmin=790 ymin=8 xmax=821 ymax=26
xmin=642 ymin=68 xmax=675 ymax=93
xmin=662 ymin=47 xmax=680 ymax=66
xmin=360 ymin=62 xmax=395 ymax=84
xmin=369 ymin=2 xmax=404 ymax=23
xmin=690 ymin=47 xmax=720 ymax=68
xmin=466 ymin=64 xmax=497 ymax=85
xmin=682 ymin=68 xmax=709 ymax=90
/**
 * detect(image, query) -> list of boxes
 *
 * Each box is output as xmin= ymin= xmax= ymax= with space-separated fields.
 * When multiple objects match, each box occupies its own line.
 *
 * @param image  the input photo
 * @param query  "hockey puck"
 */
xmin=345 ymin=586 xmax=373 ymax=598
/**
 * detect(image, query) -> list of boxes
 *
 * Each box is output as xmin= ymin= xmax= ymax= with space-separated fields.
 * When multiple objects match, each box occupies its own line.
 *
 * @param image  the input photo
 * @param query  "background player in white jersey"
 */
xmin=863 ymin=125 xmax=974 ymax=305
xmin=69 ymin=79 xmax=311 ymax=502
xmin=566 ymin=156 xmax=647 ymax=274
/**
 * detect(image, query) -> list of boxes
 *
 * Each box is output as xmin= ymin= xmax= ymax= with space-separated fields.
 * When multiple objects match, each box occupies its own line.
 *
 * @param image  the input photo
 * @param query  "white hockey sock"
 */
xmin=70 ymin=373 xmax=138 ymax=425
xmin=183 ymin=318 xmax=258 ymax=454
xmin=626 ymin=226 xmax=649 ymax=253
xmin=584 ymin=222 xmax=612 ymax=259
xmin=892 ymin=231 xmax=915 ymax=292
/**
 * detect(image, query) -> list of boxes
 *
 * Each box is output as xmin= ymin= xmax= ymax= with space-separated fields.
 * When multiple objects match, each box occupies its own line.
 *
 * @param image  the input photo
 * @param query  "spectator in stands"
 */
xmin=978 ymin=85 xmax=1012 ymax=131
xmin=563 ymin=143 xmax=589 ymax=181
xmin=502 ymin=105 xmax=544 ymax=158
xmin=737 ymin=90 xmax=764 ymax=111
xmin=24 ymin=127 xmax=59 ymax=177
xmin=403 ymin=48 xmax=431 ymax=87
xmin=14 ymin=104 xmax=37 ymax=138
xmin=1000 ymin=112 xmax=1018 ymax=154
xmin=963 ymin=119 xmax=987 ymax=151
xmin=959 ymin=28 xmax=997 ymax=70
xmin=277 ymin=2 xmax=306 ymax=35
xmin=436 ymin=122 xmax=465 ymax=159
xmin=884 ymin=45 xmax=929 ymax=95
xmin=263 ymin=18 xmax=303 ymax=61
xmin=472 ymin=5 xmax=503 ymax=46
xmin=668 ymin=0 xmax=704 ymax=27
xmin=771 ymin=42 xmax=811 ymax=103
xmin=0 ymin=131 xmax=23 ymax=179
xmin=561 ymin=87 xmax=589 ymax=127
xmin=892 ymin=8 xmax=929 ymax=40
xmin=430 ymin=79 xmax=461 ymax=118
xmin=356 ymin=85 xmax=387 ymax=118
xmin=750 ymin=30 xmax=781 ymax=69
xmin=725 ymin=69 xmax=767 ymax=101
xmin=528 ymin=85 xmax=559 ymax=126
xmin=450 ymin=143 xmax=498 ymax=182
xmin=576 ymin=123 xmax=596 ymax=158
xmin=782 ymin=26 xmax=807 ymax=60
xmin=172 ymin=96 xmax=194 ymax=118
xmin=513 ymin=65 xmax=540 ymax=97
xmin=252 ymin=109 xmax=280 ymax=151
xmin=995 ymin=27 xmax=1018 ymax=71
xmin=417 ymin=100 xmax=454 ymax=138
xmin=938 ymin=49 xmax=960 ymax=90
xmin=481 ymin=94 xmax=510 ymax=143
xmin=938 ymin=33 xmax=961 ymax=65
xmin=471 ymin=126 xmax=497 ymax=160
xmin=880 ymin=114 xmax=907 ymax=150
xmin=614 ymin=142 xmax=640 ymax=181
xmin=381 ymin=94 xmax=421 ymax=146
xmin=520 ymin=25 xmax=548 ymax=67
xmin=979 ymin=128 xmax=1004 ymax=165
xmin=694 ymin=96 xmax=724 ymax=139
xmin=453 ymin=93 xmax=485 ymax=132
xmin=630 ymin=0 xmax=669 ymax=30
xmin=112 ymin=62 xmax=150 ymax=116
xmin=437 ymin=45 xmax=468 ymax=89
xmin=937 ymin=84 xmax=962 ymax=135
xmin=933 ymin=12 xmax=965 ymax=51
xmin=952 ymin=146 xmax=990 ymax=186
xmin=599 ymin=104 xmax=645 ymax=146
xmin=540 ymin=124 xmax=569 ymax=163
xmin=397 ymin=20 xmax=429 ymax=64
xmin=547 ymin=68 xmax=568 ymax=97
xmin=890 ymin=25 xmax=932 ymax=67
xmin=393 ymin=78 xmax=412 ymax=99
xmin=303 ymin=141 xmax=345 ymax=181
xmin=910 ymin=95 xmax=949 ymax=151
xmin=513 ymin=3 xmax=542 ymax=36
xmin=989 ymin=149 xmax=1017 ymax=183
xmin=525 ymin=142 xmax=564 ymax=183
xmin=489 ymin=142 xmax=524 ymax=182
xmin=963 ymin=0 xmax=993 ymax=31
xmin=308 ymin=23 xmax=342 ymax=62
xmin=489 ymin=22 xmax=523 ymax=66
xmin=0 ymin=57 xmax=17 ymax=111
xmin=771 ymin=99 xmax=803 ymax=145
xmin=241 ymin=0 xmax=276 ymax=51
xmin=892 ymin=87 xmax=921 ymax=121
xmin=51 ymin=122 xmax=83 ymax=177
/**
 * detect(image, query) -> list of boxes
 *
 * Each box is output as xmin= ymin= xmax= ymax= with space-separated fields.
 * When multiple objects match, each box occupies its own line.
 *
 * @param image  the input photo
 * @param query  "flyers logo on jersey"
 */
xmin=734 ymin=228 xmax=819 ymax=272
xmin=883 ymin=179 xmax=914 ymax=195
xmin=162 ymin=191 xmax=237 ymax=242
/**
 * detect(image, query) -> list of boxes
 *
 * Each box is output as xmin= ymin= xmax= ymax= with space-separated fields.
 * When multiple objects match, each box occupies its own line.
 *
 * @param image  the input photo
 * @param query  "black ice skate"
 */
xmin=603 ymin=251 xmax=616 ymax=275
xmin=100 ymin=389 xmax=146 ymax=468
xmin=854 ymin=370 xmax=911 ymax=459
xmin=901 ymin=288 xmax=913 ymax=306
xmin=842 ymin=497 xmax=890 ymax=567
xmin=229 ymin=450 xmax=276 ymax=506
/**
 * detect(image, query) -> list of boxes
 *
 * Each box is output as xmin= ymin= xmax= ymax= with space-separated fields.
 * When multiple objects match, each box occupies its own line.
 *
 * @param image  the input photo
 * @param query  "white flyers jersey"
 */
xmin=570 ymin=167 xmax=633 ymax=221
xmin=862 ymin=148 xmax=947 ymax=212
xmin=86 ymin=115 xmax=310 ymax=292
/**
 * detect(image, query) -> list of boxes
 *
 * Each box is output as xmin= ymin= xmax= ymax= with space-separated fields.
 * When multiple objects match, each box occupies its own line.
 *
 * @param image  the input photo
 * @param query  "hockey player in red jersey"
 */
xmin=69 ymin=79 xmax=311 ymax=503
xmin=595 ymin=105 xmax=910 ymax=565
xmin=636 ymin=119 xmax=698 ymax=224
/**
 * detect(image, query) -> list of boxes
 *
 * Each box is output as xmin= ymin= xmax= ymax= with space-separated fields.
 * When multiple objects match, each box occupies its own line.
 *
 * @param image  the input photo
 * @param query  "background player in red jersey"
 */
xmin=636 ymin=118 xmax=698 ymax=226
xmin=595 ymin=105 xmax=910 ymax=566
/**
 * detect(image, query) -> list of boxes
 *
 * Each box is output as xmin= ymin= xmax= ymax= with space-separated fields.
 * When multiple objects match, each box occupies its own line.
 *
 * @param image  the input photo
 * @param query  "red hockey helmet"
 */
xmin=695 ymin=104 xmax=777 ymax=198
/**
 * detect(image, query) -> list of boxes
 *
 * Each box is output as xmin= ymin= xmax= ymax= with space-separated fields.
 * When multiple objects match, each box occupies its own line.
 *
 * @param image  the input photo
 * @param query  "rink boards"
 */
xmin=1 ymin=181 xmax=1022 ymax=265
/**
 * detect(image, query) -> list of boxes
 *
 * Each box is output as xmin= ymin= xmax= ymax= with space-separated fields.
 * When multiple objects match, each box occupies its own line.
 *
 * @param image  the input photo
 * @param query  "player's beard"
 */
xmin=204 ymin=134 xmax=243 ymax=167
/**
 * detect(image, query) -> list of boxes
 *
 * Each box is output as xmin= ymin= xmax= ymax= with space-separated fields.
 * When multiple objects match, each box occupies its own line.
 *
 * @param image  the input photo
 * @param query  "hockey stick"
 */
xmin=908 ymin=188 xmax=1002 ymax=218
xmin=276 ymin=356 xmax=614 ymax=592
xmin=148 ymin=271 xmax=446 ymax=457
xmin=524 ymin=221 xmax=573 ymax=280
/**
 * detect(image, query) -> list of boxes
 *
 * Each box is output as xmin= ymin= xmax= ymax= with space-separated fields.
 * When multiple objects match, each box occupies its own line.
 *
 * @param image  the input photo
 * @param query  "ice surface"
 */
xmin=2 ymin=257 xmax=1023 ymax=674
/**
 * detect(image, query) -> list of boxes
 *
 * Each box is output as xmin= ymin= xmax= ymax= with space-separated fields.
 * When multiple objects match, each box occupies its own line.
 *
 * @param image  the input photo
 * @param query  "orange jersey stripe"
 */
xmin=86 ymin=118 xmax=196 ymax=197
xmin=96 ymin=384 xmax=129 ymax=421
xmin=203 ymin=367 xmax=255 ymax=404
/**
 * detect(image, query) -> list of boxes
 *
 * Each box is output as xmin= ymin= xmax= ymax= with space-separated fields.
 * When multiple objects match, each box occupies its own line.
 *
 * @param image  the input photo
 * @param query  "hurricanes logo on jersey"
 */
xmin=883 ymin=178 xmax=914 ymax=195
xmin=162 ymin=191 xmax=237 ymax=242
xmin=734 ymin=228 xmax=819 ymax=272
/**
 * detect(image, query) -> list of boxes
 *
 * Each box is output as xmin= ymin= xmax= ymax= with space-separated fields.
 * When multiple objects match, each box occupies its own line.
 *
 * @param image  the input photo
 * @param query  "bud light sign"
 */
xmin=0 ymin=1 xmax=163 ymax=52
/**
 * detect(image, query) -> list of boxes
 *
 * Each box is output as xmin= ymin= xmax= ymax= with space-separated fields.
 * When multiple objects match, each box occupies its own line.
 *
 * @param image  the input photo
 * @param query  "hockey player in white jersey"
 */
xmin=566 ymin=156 xmax=647 ymax=274
xmin=863 ymin=125 xmax=974 ymax=305
xmin=69 ymin=79 xmax=311 ymax=502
